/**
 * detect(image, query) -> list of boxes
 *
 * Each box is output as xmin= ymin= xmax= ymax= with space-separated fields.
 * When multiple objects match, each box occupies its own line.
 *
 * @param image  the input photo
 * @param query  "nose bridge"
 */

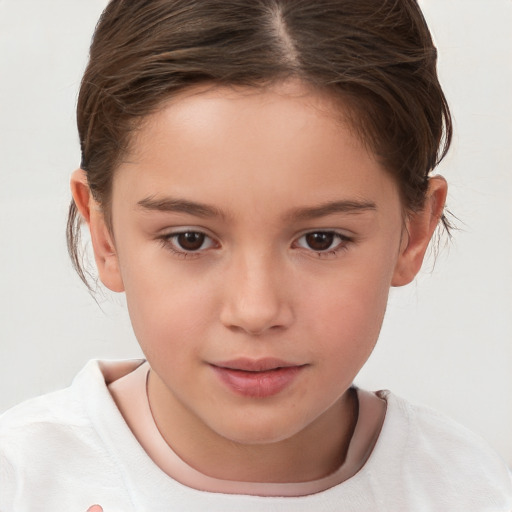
xmin=221 ymin=246 xmax=292 ymax=334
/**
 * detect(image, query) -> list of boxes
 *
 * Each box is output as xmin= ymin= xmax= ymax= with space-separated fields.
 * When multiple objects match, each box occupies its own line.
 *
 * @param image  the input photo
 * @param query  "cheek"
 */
xmin=121 ymin=260 xmax=217 ymax=359
xmin=310 ymin=285 xmax=388 ymax=345
xmin=304 ymin=258 xmax=395 ymax=361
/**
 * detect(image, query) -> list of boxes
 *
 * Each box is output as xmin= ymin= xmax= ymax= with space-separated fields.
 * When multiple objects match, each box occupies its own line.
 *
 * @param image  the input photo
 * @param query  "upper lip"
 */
xmin=212 ymin=358 xmax=304 ymax=372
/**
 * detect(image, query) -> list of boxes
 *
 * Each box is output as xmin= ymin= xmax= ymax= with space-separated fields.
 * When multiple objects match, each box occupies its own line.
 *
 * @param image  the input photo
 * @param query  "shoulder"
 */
xmin=383 ymin=390 xmax=506 ymax=463
xmin=371 ymin=390 xmax=512 ymax=508
xmin=0 ymin=359 xmax=144 ymax=450
xmin=0 ymin=360 xmax=141 ymax=509
xmin=0 ymin=359 xmax=143 ymax=435
xmin=0 ymin=361 xmax=106 ymax=470
xmin=1 ymin=366 xmax=90 ymax=438
xmin=0 ymin=360 xmax=106 ymax=434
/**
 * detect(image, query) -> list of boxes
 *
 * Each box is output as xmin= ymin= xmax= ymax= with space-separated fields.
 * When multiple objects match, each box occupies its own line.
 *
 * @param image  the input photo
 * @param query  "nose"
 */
xmin=220 ymin=252 xmax=294 ymax=335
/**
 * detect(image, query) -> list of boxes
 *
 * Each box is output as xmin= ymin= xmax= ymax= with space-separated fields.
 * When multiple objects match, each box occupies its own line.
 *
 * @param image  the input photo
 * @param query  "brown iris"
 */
xmin=176 ymin=232 xmax=206 ymax=251
xmin=305 ymin=232 xmax=335 ymax=251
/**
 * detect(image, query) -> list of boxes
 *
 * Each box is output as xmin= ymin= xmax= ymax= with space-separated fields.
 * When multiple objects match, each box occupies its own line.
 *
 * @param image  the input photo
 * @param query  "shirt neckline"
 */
xmin=107 ymin=360 xmax=387 ymax=497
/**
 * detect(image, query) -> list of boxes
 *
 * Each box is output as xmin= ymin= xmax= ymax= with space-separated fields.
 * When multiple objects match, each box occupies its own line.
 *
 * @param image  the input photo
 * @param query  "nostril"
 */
xmin=222 ymin=312 xmax=290 ymax=336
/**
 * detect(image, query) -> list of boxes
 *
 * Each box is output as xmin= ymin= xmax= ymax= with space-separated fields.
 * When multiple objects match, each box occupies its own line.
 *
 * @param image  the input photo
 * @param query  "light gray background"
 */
xmin=1 ymin=1 xmax=511 ymax=466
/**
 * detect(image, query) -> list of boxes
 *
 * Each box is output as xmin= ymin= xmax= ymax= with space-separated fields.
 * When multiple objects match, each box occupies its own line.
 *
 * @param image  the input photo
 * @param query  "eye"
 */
xmin=163 ymin=231 xmax=217 ymax=254
xmin=295 ymin=231 xmax=349 ymax=253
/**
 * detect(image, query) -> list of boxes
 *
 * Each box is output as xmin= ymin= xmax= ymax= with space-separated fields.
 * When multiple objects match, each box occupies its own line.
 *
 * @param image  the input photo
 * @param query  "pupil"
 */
xmin=306 ymin=232 xmax=334 ymax=251
xmin=178 ymin=232 xmax=204 ymax=251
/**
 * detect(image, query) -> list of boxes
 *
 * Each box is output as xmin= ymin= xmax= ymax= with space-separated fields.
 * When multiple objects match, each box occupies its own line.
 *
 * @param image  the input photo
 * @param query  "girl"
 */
xmin=1 ymin=0 xmax=511 ymax=510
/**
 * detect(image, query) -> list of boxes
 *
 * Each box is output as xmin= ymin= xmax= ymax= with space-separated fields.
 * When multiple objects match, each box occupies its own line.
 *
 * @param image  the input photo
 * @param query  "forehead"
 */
xmin=129 ymin=81 xmax=360 ymax=154
xmin=113 ymin=81 xmax=400 ymax=219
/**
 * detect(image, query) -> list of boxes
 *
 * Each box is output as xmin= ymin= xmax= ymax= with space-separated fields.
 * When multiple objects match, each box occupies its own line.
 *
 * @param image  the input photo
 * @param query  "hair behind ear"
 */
xmin=69 ymin=169 xmax=125 ymax=293
xmin=392 ymin=176 xmax=448 ymax=286
xmin=66 ymin=198 xmax=93 ymax=290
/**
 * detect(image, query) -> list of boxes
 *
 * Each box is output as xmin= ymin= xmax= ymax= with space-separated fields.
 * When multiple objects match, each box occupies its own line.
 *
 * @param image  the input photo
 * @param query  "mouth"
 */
xmin=210 ymin=358 xmax=307 ymax=398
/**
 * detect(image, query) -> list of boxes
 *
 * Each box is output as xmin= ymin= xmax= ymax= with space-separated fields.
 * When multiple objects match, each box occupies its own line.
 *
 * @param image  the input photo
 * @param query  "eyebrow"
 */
xmin=137 ymin=196 xmax=225 ymax=219
xmin=286 ymin=200 xmax=377 ymax=221
xmin=137 ymin=196 xmax=376 ymax=221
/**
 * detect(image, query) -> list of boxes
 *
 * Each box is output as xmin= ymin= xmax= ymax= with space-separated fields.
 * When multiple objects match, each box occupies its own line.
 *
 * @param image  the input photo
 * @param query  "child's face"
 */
xmin=91 ymin=82 xmax=418 ymax=447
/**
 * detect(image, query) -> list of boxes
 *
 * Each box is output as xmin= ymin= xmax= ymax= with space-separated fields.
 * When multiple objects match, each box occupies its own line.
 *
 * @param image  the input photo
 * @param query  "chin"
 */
xmin=212 ymin=414 xmax=306 ymax=446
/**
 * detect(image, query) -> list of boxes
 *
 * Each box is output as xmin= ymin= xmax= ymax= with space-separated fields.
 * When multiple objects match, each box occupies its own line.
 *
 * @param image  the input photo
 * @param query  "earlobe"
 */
xmin=391 ymin=176 xmax=448 ymax=287
xmin=70 ymin=169 xmax=125 ymax=293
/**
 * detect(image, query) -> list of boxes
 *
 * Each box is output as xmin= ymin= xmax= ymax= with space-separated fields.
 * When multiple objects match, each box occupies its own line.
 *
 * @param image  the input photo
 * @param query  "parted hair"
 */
xmin=69 ymin=0 xmax=452 ymax=286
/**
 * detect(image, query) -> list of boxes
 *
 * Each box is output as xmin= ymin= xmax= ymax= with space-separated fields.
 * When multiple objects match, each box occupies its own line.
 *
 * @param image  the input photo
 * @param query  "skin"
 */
xmin=72 ymin=81 xmax=446 ymax=483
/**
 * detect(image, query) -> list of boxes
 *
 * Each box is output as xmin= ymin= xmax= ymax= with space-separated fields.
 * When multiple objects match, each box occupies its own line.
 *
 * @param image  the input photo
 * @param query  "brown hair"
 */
xmin=68 ymin=0 xmax=452 ymax=286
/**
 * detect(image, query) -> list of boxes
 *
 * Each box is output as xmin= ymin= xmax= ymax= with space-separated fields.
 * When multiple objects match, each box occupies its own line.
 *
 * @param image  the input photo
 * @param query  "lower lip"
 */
xmin=211 ymin=365 xmax=304 ymax=398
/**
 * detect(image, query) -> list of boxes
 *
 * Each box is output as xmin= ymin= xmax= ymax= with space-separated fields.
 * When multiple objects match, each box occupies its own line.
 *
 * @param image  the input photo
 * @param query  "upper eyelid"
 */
xmin=160 ymin=226 xmax=216 ymax=238
xmin=164 ymin=230 xmax=217 ymax=243
xmin=293 ymin=231 xmax=351 ymax=248
xmin=294 ymin=228 xmax=353 ymax=239
xmin=294 ymin=231 xmax=350 ymax=242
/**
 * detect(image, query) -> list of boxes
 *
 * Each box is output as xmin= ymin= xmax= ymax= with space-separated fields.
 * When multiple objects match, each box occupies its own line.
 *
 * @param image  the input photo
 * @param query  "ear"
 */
xmin=391 ymin=176 xmax=448 ymax=287
xmin=70 ymin=169 xmax=125 ymax=292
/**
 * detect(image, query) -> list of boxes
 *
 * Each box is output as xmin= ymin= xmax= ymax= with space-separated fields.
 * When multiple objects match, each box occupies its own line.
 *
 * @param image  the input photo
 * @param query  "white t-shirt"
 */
xmin=1 ymin=359 xmax=511 ymax=511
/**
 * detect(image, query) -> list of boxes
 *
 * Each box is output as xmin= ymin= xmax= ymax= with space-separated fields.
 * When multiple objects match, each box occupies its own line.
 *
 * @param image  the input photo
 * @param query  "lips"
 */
xmin=210 ymin=358 xmax=306 ymax=398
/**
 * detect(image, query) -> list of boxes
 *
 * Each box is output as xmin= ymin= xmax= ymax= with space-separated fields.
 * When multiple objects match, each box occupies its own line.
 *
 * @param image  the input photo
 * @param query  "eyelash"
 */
xmin=159 ymin=230 xmax=218 ymax=259
xmin=159 ymin=230 xmax=352 ymax=258
xmin=293 ymin=231 xmax=351 ymax=258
